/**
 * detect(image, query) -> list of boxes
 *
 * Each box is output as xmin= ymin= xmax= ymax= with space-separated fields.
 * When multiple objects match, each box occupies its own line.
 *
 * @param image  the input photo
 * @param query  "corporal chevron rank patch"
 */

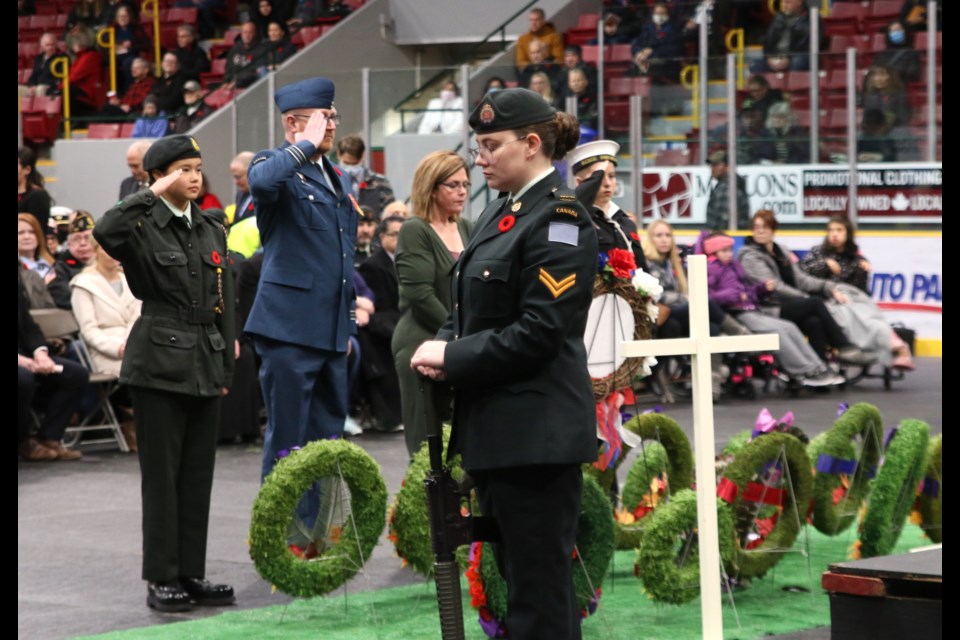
xmin=538 ymin=268 xmax=576 ymax=298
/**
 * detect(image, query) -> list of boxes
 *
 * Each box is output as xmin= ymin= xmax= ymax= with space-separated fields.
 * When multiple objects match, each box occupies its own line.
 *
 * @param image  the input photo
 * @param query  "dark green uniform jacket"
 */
xmin=94 ymin=190 xmax=236 ymax=396
xmin=439 ymin=170 xmax=599 ymax=471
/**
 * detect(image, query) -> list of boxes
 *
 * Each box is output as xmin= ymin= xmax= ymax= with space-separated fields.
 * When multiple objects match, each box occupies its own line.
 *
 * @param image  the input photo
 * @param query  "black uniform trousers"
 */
xmin=471 ymin=464 xmax=584 ymax=640
xmin=129 ymin=385 xmax=220 ymax=582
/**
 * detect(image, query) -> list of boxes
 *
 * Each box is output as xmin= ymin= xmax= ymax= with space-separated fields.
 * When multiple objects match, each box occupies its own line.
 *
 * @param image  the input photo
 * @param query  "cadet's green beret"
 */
xmin=468 ymin=88 xmax=556 ymax=134
xmin=69 ymin=211 xmax=95 ymax=234
xmin=143 ymin=135 xmax=202 ymax=172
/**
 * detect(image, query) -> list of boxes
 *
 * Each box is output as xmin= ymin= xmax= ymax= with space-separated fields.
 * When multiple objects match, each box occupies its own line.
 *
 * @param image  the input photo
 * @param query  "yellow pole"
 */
xmin=768 ymin=0 xmax=780 ymax=15
xmin=680 ymin=65 xmax=699 ymax=127
xmin=724 ymin=28 xmax=745 ymax=89
xmin=51 ymin=56 xmax=71 ymax=139
xmin=142 ymin=0 xmax=161 ymax=77
xmin=97 ymin=27 xmax=117 ymax=95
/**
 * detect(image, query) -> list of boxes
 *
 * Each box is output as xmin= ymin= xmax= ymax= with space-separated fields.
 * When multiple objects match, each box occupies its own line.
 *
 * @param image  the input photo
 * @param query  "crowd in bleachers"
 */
xmin=19 ymin=0 xmax=361 ymax=144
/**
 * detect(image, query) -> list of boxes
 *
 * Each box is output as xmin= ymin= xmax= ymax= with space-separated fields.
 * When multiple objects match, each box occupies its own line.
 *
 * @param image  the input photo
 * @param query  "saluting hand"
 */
xmin=149 ymin=168 xmax=186 ymax=198
xmin=294 ymin=111 xmax=329 ymax=148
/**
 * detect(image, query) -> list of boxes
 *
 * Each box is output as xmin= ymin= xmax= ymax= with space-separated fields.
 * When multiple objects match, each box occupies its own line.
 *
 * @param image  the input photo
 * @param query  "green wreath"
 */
xmin=859 ymin=419 xmax=930 ymax=558
xmin=917 ymin=435 xmax=942 ymax=543
xmin=622 ymin=413 xmax=694 ymax=493
xmin=807 ymin=402 xmax=884 ymax=536
xmin=616 ymin=440 xmax=669 ymax=550
xmin=635 ymin=489 xmax=736 ymax=605
xmin=388 ymin=427 xmax=467 ymax=577
xmin=249 ymin=439 xmax=387 ymax=598
xmin=720 ymin=432 xmax=812 ymax=579
xmin=476 ymin=474 xmax=615 ymax=623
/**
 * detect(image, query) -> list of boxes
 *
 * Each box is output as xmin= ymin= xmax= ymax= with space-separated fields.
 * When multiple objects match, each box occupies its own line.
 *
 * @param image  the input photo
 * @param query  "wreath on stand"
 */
xmin=387 ymin=426 xmax=468 ymax=576
xmin=858 ymin=419 xmax=930 ymax=558
xmin=249 ymin=439 xmax=387 ymax=598
xmin=717 ymin=431 xmax=813 ymax=579
xmin=807 ymin=402 xmax=884 ymax=536
xmin=635 ymin=489 xmax=737 ymax=605
xmin=917 ymin=435 xmax=942 ymax=543
xmin=465 ymin=475 xmax=615 ymax=637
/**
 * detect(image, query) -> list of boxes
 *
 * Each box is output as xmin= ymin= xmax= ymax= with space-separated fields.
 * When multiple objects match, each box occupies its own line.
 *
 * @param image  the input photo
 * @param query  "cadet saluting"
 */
xmin=412 ymin=88 xmax=599 ymax=639
xmin=94 ymin=135 xmax=236 ymax=612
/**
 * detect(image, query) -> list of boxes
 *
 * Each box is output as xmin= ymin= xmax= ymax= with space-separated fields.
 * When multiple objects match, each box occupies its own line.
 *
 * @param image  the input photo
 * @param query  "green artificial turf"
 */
xmin=81 ymin=523 xmax=930 ymax=640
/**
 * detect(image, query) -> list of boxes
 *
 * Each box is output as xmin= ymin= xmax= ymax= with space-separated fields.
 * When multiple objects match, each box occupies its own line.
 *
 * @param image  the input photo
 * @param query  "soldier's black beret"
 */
xmin=468 ymin=88 xmax=556 ymax=134
xmin=143 ymin=135 xmax=202 ymax=172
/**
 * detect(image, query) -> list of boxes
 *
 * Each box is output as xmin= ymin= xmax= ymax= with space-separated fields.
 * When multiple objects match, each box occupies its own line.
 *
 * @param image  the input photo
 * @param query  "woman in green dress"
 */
xmin=391 ymin=151 xmax=472 ymax=458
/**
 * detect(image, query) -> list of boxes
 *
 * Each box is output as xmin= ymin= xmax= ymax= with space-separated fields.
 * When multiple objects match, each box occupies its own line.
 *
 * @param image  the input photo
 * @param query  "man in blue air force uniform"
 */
xmin=245 ymin=77 xmax=359 ymax=482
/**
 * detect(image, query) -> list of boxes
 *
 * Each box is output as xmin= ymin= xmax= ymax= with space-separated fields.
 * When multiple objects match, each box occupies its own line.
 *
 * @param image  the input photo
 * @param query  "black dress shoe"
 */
xmin=146 ymin=581 xmax=193 ymax=612
xmin=180 ymin=577 xmax=236 ymax=606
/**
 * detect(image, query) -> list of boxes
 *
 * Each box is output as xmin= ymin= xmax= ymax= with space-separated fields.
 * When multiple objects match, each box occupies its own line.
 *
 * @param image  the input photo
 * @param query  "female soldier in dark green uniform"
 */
xmin=94 ymin=135 xmax=236 ymax=612
xmin=412 ymin=89 xmax=599 ymax=639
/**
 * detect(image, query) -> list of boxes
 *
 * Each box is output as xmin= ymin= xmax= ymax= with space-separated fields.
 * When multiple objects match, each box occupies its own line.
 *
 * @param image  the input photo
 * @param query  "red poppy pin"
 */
xmin=246 ymin=201 xmax=254 ymax=211
xmin=630 ymin=231 xmax=640 ymax=242
xmin=498 ymin=215 xmax=516 ymax=233
xmin=211 ymin=250 xmax=222 ymax=265
xmin=333 ymin=165 xmax=343 ymax=176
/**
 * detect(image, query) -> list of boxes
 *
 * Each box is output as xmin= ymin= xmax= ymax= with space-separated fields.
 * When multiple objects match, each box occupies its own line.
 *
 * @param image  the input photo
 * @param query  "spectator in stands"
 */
xmin=739 ymin=209 xmax=872 ymax=365
xmin=258 ymin=21 xmax=297 ymax=75
xmin=119 ymin=140 xmax=151 ymax=199
xmin=760 ymin=102 xmax=809 ymax=164
xmin=899 ymin=0 xmax=941 ymax=33
xmin=170 ymin=80 xmax=209 ymax=133
xmin=19 ymin=0 xmax=36 ymax=17
xmin=112 ymin=4 xmax=150 ymax=90
xmin=417 ymin=80 xmax=465 ymax=134
xmin=517 ymin=39 xmax=562 ymax=94
xmin=18 ymin=271 xmax=88 ymax=461
xmin=756 ymin=0 xmax=818 ymax=72
xmin=195 ymin=173 xmax=222 ymax=211
xmin=873 ymin=21 xmax=921 ymax=84
xmin=705 ymin=150 xmax=750 ymax=230
xmin=482 ymin=76 xmax=506 ymax=94
xmin=290 ymin=0 xmax=352 ymax=26
xmin=628 ymin=2 xmax=685 ymax=83
xmin=25 ymin=33 xmax=66 ymax=97
xmin=516 ymin=8 xmax=564 ymax=70
xmin=223 ymin=22 xmax=262 ymax=90
xmin=336 ymin=134 xmax=396 ymax=215
xmin=47 ymin=212 xmax=97 ymax=310
xmin=226 ymin=151 xmax=255 ymax=225
xmin=561 ymin=44 xmax=598 ymax=92
xmin=19 ymin=213 xmax=56 ymax=282
xmin=392 ymin=151 xmax=472 ymax=458
xmin=737 ymin=101 xmax=776 ymax=164
xmin=743 ymin=74 xmax=785 ymax=122
xmin=857 ymin=108 xmax=898 ymax=162
xmin=252 ymin=0 xmax=276 ymax=40
xmin=99 ymin=0 xmax=139 ymax=26
xmin=355 ymin=215 xmax=406 ymax=433
xmin=18 ymin=147 xmax=52 ymax=231
xmin=598 ymin=7 xmax=644 ymax=45
xmin=173 ymin=25 xmax=211 ymax=82
xmin=681 ymin=0 xmax=732 ymax=60
xmin=103 ymin=57 xmax=155 ymax=118
xmin=860 ymin=65 xmax=911 ymax=129
xmin=354 ymin=207 xmax=379 ymax=266
xmin=151 ymin=53 xmax=187 ymax=115
xmin=561 ymin=67 xmax=598 ymax=130
xmin=69 ymin=234 xmax=142 ymax=383
xmin=66 ymin=0 xmax=106 ymax=33
xmin=528 ymin=71 xmax=560 ymax=109
xmin=131 ymin=96 xmax=169 ymax=138
xmin=64 ymin=26 xmax=104 ymax=120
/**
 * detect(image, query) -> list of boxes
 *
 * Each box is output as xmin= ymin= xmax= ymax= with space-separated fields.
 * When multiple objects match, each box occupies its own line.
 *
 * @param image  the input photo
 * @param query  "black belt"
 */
xmin=142 ymin=301 xmax=217 ymax=325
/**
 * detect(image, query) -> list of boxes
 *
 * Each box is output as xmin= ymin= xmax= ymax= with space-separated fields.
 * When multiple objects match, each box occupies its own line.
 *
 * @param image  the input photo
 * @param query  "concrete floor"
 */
xmin=18 ymin=359 xmax=942 ymax=639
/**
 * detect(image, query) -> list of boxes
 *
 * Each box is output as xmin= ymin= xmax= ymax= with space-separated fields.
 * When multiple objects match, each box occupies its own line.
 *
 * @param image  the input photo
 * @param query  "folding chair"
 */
xmin=29 ymin=309 xmax=129 ymax=452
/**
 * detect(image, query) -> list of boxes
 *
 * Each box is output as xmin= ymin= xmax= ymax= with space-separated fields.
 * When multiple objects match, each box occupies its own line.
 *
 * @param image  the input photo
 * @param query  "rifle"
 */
xmin=420 ymin=377 xmax=498 ymax=640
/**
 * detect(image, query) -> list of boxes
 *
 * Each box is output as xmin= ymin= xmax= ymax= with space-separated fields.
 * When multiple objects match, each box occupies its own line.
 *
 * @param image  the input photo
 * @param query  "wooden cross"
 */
xmin=621 ymin=254 xmax=780 ymax=639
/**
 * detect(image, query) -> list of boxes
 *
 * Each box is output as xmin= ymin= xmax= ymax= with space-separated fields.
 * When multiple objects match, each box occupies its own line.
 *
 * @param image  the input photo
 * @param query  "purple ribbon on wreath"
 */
xmin=921 ymin=478 xmax=940 ymax=498
xmin=815 ymin=454 xmax=858 ymax=475
xmin=478 ymin=613 xmax=508 ymax=638
xmin=836 ymin=402 xmax=849 ymax=418
xmin=276 ymin=446 xmax=302 ymax=460
xmin=642 ymin=405 xmax=663 ymax=415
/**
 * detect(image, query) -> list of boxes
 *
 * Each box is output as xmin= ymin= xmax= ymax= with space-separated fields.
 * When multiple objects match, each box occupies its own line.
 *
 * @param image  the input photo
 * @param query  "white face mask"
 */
xmin=652 ymin=14 xmax=668 ymax=26
xmin=341 ymin=163 xmax=364 ymax=182
xmin=440 ymin=90 xmax=456 ymax=102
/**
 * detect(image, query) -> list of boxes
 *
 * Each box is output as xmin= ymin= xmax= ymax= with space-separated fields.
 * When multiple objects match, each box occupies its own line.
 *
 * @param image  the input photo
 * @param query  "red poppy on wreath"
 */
xmin=498 ymin=215 xmax=516 ymax=233
xmin=211 ymin=250 xmax=222 ymax=265
xmin=630 ymin=231 xmax=640 ymax=242
xmin=606 ymin=247 xmax=636 ymax=279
